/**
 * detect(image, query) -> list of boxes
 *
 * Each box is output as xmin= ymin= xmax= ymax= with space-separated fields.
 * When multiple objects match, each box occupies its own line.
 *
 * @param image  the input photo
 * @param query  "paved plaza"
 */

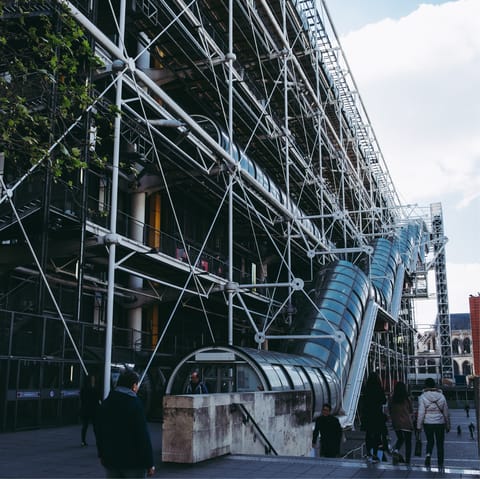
xmin=0 ymin=408 xmax=478 ymax=478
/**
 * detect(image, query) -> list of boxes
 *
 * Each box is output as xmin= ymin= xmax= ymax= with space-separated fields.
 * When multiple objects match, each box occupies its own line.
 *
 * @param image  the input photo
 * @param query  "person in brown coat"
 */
xmin=389 ymin=381 xmax=414 ymax=464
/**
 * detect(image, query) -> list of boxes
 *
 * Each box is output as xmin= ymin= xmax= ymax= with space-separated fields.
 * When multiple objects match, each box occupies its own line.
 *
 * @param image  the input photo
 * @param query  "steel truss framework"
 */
xmin=0 ymin=0 xmax=452 ymax=429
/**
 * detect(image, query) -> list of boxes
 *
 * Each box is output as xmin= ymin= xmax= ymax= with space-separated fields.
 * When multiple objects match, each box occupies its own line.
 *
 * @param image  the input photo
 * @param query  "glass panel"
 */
xmin=11 ymin=315 xmax=43 ymax=357
xmin=345 ymin=296 xmax=364 ymax=322
xmin=319 ymin=298 xmax=345 ymax=318
xmin=261 ymin=364 xmax=283 ymax=390
xmin=303 ymin=342 xmax=329 ymax=362
xmin=339 ymin=320 xmax=356 ymax=344
xmin=294 ymin=366 xmax=310 ymax=390
xmin=272 ymin=365 xmax=291 ymax=390
xmin=237 ymin=364 xmax=262 ymax=392
xmin=283 ymin=365 xmax=306 ymax=390
xmin=305 ymin=367 xmax=329 ymax=415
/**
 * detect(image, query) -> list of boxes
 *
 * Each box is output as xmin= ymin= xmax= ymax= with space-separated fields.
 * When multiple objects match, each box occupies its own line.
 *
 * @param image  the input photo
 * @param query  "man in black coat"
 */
xmin=312 ymin=403 xmax=343 ymax=458
xmin=96 ymin=370 xmax=155 ymax=478
xmin=80 ymin=374 xmax=101 ymax=447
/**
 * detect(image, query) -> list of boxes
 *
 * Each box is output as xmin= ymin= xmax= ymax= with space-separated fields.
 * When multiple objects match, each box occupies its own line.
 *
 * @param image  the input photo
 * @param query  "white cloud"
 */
xmin=338 ymin=0 xmax=480 ymax=326
xmin=447 ymin=263 xmax=480 ymax=312
xmin=340 ymin=0 xmax=480 ymax=206
xmin=414 ymin=262 xmax=480 ymax=329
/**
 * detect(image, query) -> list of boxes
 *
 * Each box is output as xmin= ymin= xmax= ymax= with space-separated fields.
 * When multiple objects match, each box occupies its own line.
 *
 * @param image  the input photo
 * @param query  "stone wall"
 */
xmin=162 ymin=390 xmax=312 ymax=463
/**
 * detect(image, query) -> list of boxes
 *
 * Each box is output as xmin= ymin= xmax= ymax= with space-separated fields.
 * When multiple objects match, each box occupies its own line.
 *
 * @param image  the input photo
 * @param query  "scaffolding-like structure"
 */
xmin=0 ymin=0 xmax=451 ymax=431
xmin=431 ymin=202 xmax=454 ymax=380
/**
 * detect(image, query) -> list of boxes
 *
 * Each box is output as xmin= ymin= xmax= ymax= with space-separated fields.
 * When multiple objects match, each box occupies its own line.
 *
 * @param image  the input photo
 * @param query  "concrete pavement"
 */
xmin=0 ymin=408 xmax=478 ymax=478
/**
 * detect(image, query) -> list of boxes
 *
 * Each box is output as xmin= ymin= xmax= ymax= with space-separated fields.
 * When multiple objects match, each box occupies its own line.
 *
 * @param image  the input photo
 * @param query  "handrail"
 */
xmin=340 ymin=300 xmax=379 ymax=428
xmin=342 ymin=442 xmax=366 ymax=460
xmin=232 ymin=403 xmax=278 ymax=455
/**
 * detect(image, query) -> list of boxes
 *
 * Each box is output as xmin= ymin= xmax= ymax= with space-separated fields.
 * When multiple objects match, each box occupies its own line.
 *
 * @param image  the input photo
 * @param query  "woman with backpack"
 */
xmin=417 ymin=377 xmax=450 ymax=469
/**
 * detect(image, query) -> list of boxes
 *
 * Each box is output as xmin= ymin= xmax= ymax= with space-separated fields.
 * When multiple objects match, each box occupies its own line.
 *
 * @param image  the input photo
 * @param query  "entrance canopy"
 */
xmin=165 ymin=345 xmax=340 ymax=417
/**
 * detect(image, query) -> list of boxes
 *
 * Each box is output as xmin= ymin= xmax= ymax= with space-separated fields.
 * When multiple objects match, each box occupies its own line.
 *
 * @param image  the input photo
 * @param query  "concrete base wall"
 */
xmin=162 ymin=390 xmax=312 ymax=463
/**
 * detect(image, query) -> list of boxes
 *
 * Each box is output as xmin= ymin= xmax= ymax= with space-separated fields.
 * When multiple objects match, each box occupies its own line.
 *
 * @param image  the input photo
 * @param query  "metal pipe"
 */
xmin=227 ymin=0 xmax=234 ymax=346
xmin=282 ymin=0 xmax=293 ymax=329
xmin=103 ymin=0 xmax=126 ymax=400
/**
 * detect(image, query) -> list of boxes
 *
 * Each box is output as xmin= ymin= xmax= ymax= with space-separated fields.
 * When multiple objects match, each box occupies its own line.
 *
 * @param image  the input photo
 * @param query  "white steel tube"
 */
xmin=103 ymin=0 xmax=126 ymax=400
xmin=227 ymin=0 xmax=234 ymax=346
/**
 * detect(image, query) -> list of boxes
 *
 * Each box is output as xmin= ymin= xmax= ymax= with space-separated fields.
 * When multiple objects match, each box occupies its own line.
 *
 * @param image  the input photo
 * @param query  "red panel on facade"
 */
xmin=469 ymin=295 xmax=480 ymax=375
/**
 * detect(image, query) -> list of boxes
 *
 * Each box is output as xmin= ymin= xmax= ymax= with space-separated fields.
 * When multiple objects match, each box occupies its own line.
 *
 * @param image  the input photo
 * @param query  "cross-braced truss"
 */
xmin=0 ymin=0 xmax=452 ymax=416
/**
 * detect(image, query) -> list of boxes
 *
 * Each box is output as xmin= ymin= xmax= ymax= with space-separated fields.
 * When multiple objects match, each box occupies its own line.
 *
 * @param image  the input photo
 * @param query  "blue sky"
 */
xmin=324 ymin=0 xmax=480 ymax=324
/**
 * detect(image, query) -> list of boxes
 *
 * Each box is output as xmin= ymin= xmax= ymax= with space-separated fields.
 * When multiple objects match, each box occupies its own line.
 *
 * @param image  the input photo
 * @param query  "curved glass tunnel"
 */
xmin=165 ymin=345 xmax=339 ymax=418
xmin=166 ymin=222 xmax=428 ymax=420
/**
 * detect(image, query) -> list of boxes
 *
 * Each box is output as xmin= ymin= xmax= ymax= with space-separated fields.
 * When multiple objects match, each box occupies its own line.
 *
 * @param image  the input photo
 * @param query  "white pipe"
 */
xmin=227 ymin=0 xmax=234 ymax=346
xmin=103 ymin=0 xmax=126 ymax=400
xmin=129 ymin=192 xmax=146 ymax=350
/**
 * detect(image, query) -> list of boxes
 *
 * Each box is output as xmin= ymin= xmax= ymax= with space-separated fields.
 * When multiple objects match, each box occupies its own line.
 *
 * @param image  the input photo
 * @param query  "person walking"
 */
xmin=185 ymin=371 xmax=208 ymax=394
xmin=312 ymin=403 xmax=343 ymax=458
xmin=417 ymin=377 xmax=450 ymax=469
xmin=96 ymin=369 xmax=155 ymax=478
xmin=468 ymin=422 xmax=475 ymax=439
xmin=362 ymin=371 xmax=387 ymax=463
xmin=465 ymin=403 xmax=470 ymax=418
xmin=79 ymin=374 xmax=101 ymax=447
xmin=389 ymin=381 xmax=414 ymax=465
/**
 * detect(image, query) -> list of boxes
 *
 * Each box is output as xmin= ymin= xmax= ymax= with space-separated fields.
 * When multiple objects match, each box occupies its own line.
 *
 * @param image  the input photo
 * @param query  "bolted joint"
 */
xmin=363 ymin=245 xmax=374 ymax=255
xmin=111 ymin=59 xmax=126 ymax=72
xmin=333 ymin=331 xmax=346 ymax=343
xmin=224 ymin=52 xmax=237 ymax=62
xmin=103 ymin=233 xmax=121 ymax=245
xmin=291 ymin=277 xmax=304 ymax=291
xmin=224 ymin=281 xmax=239 ymax=293
xmin=127 ymin=57 xmax=136 ymax=73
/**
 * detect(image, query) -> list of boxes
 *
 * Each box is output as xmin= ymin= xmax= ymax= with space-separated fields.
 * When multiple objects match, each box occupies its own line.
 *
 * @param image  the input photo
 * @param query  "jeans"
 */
xmin=394 ymin=429 xmax=412 ymax=463
xmin=423 ymin=423 xmax=446 ymax=466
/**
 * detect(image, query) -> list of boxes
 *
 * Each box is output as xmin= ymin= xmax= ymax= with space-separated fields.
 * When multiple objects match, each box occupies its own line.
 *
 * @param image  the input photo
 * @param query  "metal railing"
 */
xmin=231 ymin=402 xmax=278 ymax=455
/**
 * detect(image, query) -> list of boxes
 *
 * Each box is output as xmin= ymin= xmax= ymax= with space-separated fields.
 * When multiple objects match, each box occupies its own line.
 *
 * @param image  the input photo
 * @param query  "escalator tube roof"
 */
xmin=165 ymin=345 xmax=338 ymax=416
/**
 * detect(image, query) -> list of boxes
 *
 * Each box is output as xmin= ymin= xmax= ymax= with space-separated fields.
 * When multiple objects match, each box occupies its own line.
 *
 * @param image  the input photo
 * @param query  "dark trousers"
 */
xmin=81 ymin=415 xmax=97 ymax=443
xmin=423 ymin=423 xmax=445 ymax=466
xmin=365 ymin=430 xmax=382 ymax=457
xmin=394 ymin=429 xmax=412 ymax=463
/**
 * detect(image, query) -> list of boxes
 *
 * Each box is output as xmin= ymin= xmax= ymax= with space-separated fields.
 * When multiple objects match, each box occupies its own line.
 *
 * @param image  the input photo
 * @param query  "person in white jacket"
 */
xmin=416 ymin=377 xmax=450 ymax=469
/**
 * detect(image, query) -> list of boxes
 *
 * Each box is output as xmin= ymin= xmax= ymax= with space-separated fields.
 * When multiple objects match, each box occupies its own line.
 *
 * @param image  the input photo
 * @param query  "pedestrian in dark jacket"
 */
xmin=185 ymin=371 xmax=208 ymax=394
xmin=362 ymin=371 xmax=386 ymax=463
xmin=96 ymin=370 xmax=155 ymax=478
xmin=312 ymin=403 xmax=342 ymax=457
xmin=80 ymin=374 xmax=101 ymax=447
xmin=389 ymin=381 xmax=414 ymax=464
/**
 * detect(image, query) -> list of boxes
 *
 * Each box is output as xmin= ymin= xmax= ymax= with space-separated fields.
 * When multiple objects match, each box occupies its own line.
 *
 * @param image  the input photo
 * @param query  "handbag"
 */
xmin=414 ymin=431 xmax=422 ymax=457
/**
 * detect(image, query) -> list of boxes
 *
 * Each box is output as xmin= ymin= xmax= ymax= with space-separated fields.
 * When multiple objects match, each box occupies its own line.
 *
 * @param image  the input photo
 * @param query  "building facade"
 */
xmin=410 ymin=313 xmax=473 ymax=388
xmin=450 ymin=313 xmax=474 ymax=384
xmin=469 ymin=295 xmax=480 ymax=376
xmin=0 ymin=0 xmax=450 ymax=432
